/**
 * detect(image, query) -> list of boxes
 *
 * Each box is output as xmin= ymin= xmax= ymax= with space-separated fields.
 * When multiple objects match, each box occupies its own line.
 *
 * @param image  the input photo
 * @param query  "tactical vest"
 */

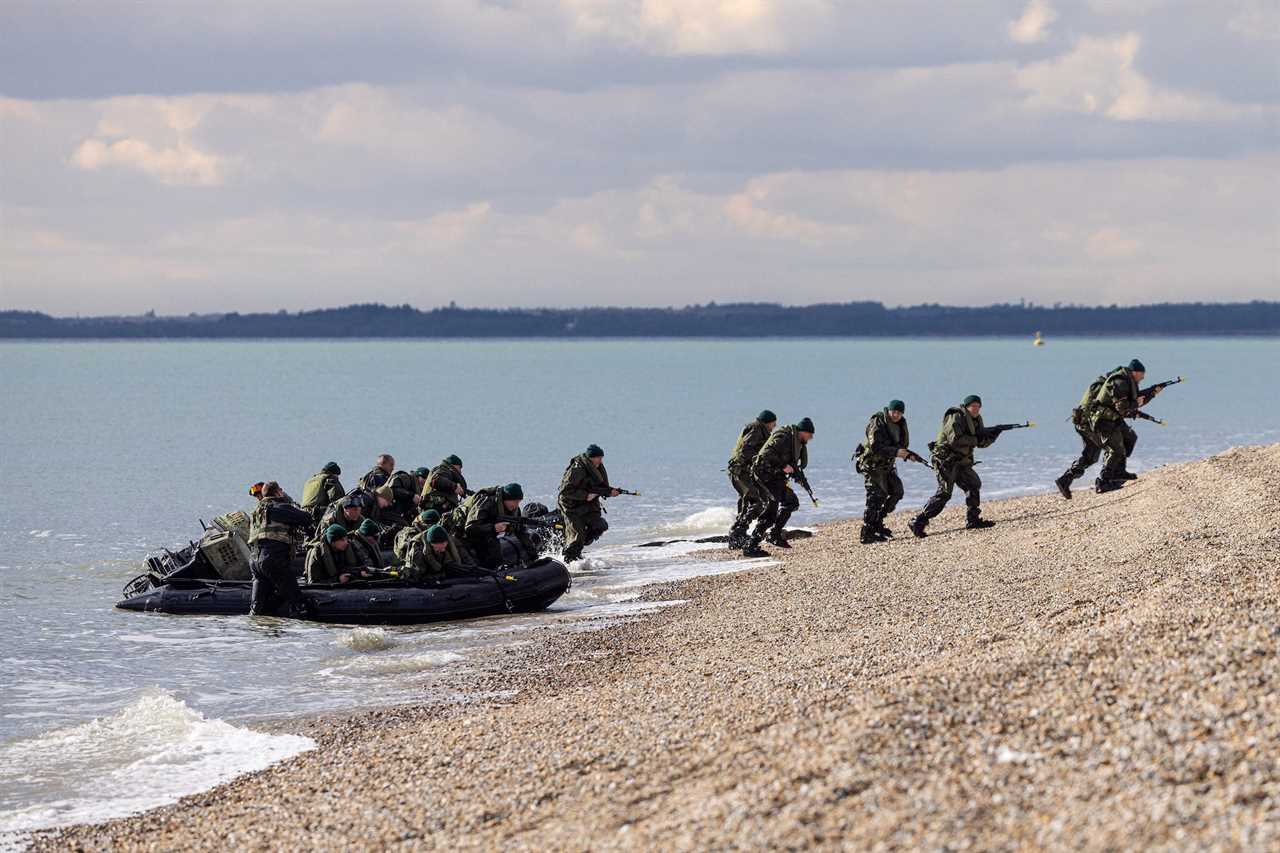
xmin=1091 ymin=367 xmax=1138 ymax=425
xmin=249 ymin=498 xmax=297 ymax=546
xmin=728 ymin=421 xmax=769 ymax=471
xmin=409 ymin=534 xmax=462 ymax=579
xmin=933 ymin=407 xmax=981 ymax=464
xmin=856 ymin=410 xmax=908 ymax=472
xmin=446 ymin=487 xmax=500 ymax=534
xmin=301 ymin=473 xmax=339 ymax=510
xmin=559 ymin=454 xmax=607 ymax=511
xmin=393 ymin=523 xmax=428 ymax=563
xmin=306 ymin=541 xmax=358 ymax=583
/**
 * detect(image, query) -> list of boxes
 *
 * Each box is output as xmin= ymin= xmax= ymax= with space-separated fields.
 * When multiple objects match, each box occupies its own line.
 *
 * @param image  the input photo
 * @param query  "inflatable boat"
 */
xmin=117 ymin=511 xmax=571 ymax=624
xmin=116 ymin=557 xmax=572 ymax=624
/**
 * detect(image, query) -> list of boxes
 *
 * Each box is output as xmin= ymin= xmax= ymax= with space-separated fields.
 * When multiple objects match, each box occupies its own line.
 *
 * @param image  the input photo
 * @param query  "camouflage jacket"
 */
xmin=728 ymin=420 xmax=772 ymax=473
xmin=751 ymin=425 xmax=808 ymax=481
xmin=1092 ymin=367 xmax=1141 ymax=426
xmin=304 ymin=539 xmax=361 ymax=584
xmin=932 ymin=407 xmax=995 ymax=466
xmin=558 ymin=454 xmax=610 ymax=514
xmin=858 ymin=410 xmax=909 ymax=471
xmin=300 ymin=472 xmax=345 ymax=512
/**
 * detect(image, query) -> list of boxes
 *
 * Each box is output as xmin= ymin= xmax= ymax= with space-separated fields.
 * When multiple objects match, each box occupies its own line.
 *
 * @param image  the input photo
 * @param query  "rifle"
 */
xmin=903 ymin=449 xmax=931 ymax=467
xmin=980 ymin=420 xmax=1036 ymax=440
xmin=1132 ymin=410 xmax=1167 ymax=426
xmin=1139 ymin=376 xmax=1184 ymax=399
xmin=583 ymin=483 xmax=641 ymax=498
xmin=495 ymin=514 xmax=561 ymax=531
xmin=789 ymin=469 xmax=819 ymax=507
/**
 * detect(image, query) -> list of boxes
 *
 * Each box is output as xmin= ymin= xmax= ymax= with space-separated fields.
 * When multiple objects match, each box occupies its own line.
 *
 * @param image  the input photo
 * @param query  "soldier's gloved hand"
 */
xmin=783 ymin=465 xmax=795 ymax=474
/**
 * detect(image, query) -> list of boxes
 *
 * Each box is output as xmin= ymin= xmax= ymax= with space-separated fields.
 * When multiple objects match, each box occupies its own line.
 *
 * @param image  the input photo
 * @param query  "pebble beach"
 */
xmin=41 ymin=444 xmax=1280 ymax=850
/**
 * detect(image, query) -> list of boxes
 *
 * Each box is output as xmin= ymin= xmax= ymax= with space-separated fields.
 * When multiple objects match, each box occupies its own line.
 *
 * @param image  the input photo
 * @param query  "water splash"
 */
xmin=338 ymin=627 xmax=395 ymax=652
xmin=0 ymin=690 xmax=313 ymax=845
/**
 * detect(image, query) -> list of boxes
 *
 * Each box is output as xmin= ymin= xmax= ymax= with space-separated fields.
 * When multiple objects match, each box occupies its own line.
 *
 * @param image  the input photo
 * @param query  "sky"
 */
xmin=0 ymin=0 xmax=1277 ymax=315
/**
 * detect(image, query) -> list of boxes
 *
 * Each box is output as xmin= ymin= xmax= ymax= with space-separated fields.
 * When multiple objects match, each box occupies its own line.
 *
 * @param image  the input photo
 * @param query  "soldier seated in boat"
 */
xmin=348 ymin=519 xmax=386 ymax=569
xmin=447 ymin=483 xmax=536 ymax=569
xmin=401 ymin=524 xmax=474 ymax=584
xmin=316 ymin=496 xmax=364 ymax=541
xmin=305 ymin=524 xmax=375 ymax=584
xmin=393 ymin=509 xmax=440 ymax=564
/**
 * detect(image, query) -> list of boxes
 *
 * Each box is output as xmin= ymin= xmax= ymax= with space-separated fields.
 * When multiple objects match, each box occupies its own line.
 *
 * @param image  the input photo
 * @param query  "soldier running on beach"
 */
xmin=854 ymin=400 xmax=916 ymax=544
xmin=1055 ymin=358 xmax=1162 ymax=497
xmin=726 ymin=410 xmax=776 ymax=548
xmin=744 ymin=417 xmax=815 ymax=557
xmin=910 ymin=395 xmax=1006 ymax=537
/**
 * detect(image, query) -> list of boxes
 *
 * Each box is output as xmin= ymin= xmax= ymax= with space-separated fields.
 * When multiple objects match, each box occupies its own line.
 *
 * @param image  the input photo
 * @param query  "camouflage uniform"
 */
xmin=915 ymin=407 xmax=997 ymax=529
xmin=422 ymin=462 xmax=468 ymax=514
xmin=402 ymin=530 xmax=472 ymax=584
xmin=747 ymin=425 xmax=808 ymax=547
xmin=557 ymin=454 xmax=612 ymax=563
xmin=446 ymin=487 xmax=535 ymax=569
xmin=303 ymin=539 xmax=361 ymax=584
xmin=300 ymin=471 xmax=345 ymax=522
xmin=727 ymin=419 xmax=772 ymax=544
xmin=247 ymin=496 xmax=313 ymax=616
xmin=855 ymin=409 xmax=909 ymax=535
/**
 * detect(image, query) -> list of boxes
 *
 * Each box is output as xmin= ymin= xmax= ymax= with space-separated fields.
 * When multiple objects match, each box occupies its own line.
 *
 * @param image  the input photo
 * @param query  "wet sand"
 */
xmin=43 ymin=444 xmax=1280 ymax=850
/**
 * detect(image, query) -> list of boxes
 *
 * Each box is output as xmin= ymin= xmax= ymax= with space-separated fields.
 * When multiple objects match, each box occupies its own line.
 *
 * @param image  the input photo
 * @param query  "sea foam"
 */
xmin=0 ymin=690 xmax=313 ymax=848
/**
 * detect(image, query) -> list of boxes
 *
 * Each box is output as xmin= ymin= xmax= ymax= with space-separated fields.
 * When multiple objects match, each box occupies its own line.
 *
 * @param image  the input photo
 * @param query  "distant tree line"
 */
xmin=2 ymin=301 xmax=1278 ymax=339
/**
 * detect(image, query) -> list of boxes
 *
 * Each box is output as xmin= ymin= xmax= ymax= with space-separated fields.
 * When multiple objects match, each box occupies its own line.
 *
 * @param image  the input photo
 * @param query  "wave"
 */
xmin=0 ymin=691 xmax=313 ymax=845
xmin=337 ymin=627 xmax=395 ymax=652
xmin=655 ymin=506 xmax=735 ymax=536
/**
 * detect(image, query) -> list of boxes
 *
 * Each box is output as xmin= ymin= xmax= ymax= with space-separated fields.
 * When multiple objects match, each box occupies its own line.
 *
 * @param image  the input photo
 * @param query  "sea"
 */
xmin=1 ymin=336 xmax=1277 ymax=845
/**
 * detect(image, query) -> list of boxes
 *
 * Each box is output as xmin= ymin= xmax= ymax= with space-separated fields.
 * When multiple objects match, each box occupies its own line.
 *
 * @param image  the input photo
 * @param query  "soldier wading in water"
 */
xmin=1055 ymin=359 xmax=1162 ymax=497
xmin=726 ymin=410 xmax=777 ymax=549
xmin=557 ymin=444 xmax=619 ymax=563
xmin=744 ymin=417 xmax=815 ymax=557
xmin=909 ymin=395 xmax=1003 ymax=538
xmin=247 ymin=481 xmax=314 ymax=617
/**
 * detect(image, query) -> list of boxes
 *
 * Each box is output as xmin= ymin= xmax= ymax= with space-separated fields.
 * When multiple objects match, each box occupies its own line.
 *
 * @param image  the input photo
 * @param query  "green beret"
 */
xmin=322 ymin=462 xmax=341 ymax=475
xmin=797 ymin=417 xmax=815 ymax=434
xmin=501 ymin=482 xmax=524 ymax=500
xmin=586 ymin=444 xmax=604 ymax=459
xmin=963 ymin=395 xmax=982 ymax=407
xmin=324 ymin=524 xmax=348 ymax=542
xmin=888 ymin=400 xmax=906 ymax=413
xmin=426 ymin=524 xmax=449 ymax=544
xmin=357 ymin=519 xmax=380 ymax=536
xmin=757 ymin=409 xmax=777 ymax=423
xmin=413 ymin=466 xmax=430 ymax=477
xmin=444 ymin=454 xmax=463 ymax=467
xmin=418 ymin=509 xmax=441 ymax=525
xmin=1128 ymin=358 xmax=1146 ymax=372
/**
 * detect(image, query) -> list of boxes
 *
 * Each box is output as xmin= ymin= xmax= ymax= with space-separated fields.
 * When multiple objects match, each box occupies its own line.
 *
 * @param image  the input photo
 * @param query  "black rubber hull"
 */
xmin=116 ymin=558 xmax=571 ymax=625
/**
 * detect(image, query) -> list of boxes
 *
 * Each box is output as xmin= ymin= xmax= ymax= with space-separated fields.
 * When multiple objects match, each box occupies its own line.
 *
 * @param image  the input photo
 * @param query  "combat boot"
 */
xmin=1119 ymin=471 xmax=1138 ymax=481
xmin=859 ymin=524 xmax=877 ymax=545
xmin=1095 ymin=478 xmax=1123 ymax=494
xmin=562 ymin=543 xmax=584 ymax=564
xmin=908 ymin=516 xmax=928 ymax=538
xmin=726 ymin=526 xmax=748 ymax=549
xmin=742 ymin=537 xmax=769 ymax=558
xmin=766 ymin=531 xmax=791 ymax=549
xmin=966 ymin=516 xmax=996 ymax=530
xmin=1054 ymin=474 xmax=1073 ymax=500
xmin=875 ymin=522 xmax=895 ymax=540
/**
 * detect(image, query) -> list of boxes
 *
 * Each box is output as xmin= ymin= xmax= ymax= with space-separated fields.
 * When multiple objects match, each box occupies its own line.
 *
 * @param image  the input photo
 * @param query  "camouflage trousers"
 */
xmin=562 ymin=507 xmax=608 ymax=562
xmin=729 ymin=468 xmax=767 ymax=535
xmin=749 ymin=473 xmax=799 ymax=541
xmin=862 ymin=466 xmax=904 ymax=526
xmin=919 ymin=461 xmax=982 ymax=524
xmin=1062 ymin=421 xmax=1136 ymax=483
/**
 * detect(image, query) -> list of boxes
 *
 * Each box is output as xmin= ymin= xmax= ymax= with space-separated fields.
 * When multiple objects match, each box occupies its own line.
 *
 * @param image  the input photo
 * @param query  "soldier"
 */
xmin=371 ymin=484 xmax=409 ymax=532
xmin=855 ymin=400 xmax=912 ymax=544
xmin=300 ymin=462 xmax=345 ymax=522
xmin=726 ymin=410 xmax=776 ymax=548
xmin=359 ymin=454 xmax=396 ymax=491
xmin=348 ymin=518 xmax=386 ymax=569
xmin=384 ymin=467 xmax=424 ymax=519
xmin=448 ymin=483 xmax=535 ymax=569
xmin=317 ymin=495 xmax=364 ymax=540
xmin=557 ymin=444 xmax=618 ymax=563
xmin=393 ymin=509 xmax=441 ymax=564
xmin=909 ymin=395 xmax=1000 ymax=538
xmin=402 ymin=524 xmax=474 ymax=584
xmin=1055 ymin=359 xmax=1160 ymax=498
xmin=745 ymin=417 xmax=815 ymax=557
xmin=247 ymin=481 xmax=314 ymax=617
xmin=304 ymin=524 xmax=367 ymax=584
xmin=421 ymin=455 xmax=469 ymax=514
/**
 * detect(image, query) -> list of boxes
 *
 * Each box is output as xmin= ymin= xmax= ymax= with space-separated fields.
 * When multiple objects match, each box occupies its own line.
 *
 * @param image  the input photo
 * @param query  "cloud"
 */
xmin=70 ymin=137 xmax=224 ymax=186
xmin=1016 ymin=33 xmax=1252 ymax=121
xmin=1009 ymin=0 xmax=1058 ymax=44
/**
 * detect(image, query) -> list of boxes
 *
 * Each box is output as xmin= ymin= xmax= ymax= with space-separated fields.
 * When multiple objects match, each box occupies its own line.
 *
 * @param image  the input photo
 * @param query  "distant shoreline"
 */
xmin=4 ymin=300 xmax=1278 ymax=339
xmin=3 ymin=332 xmax=1279 ymax=342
